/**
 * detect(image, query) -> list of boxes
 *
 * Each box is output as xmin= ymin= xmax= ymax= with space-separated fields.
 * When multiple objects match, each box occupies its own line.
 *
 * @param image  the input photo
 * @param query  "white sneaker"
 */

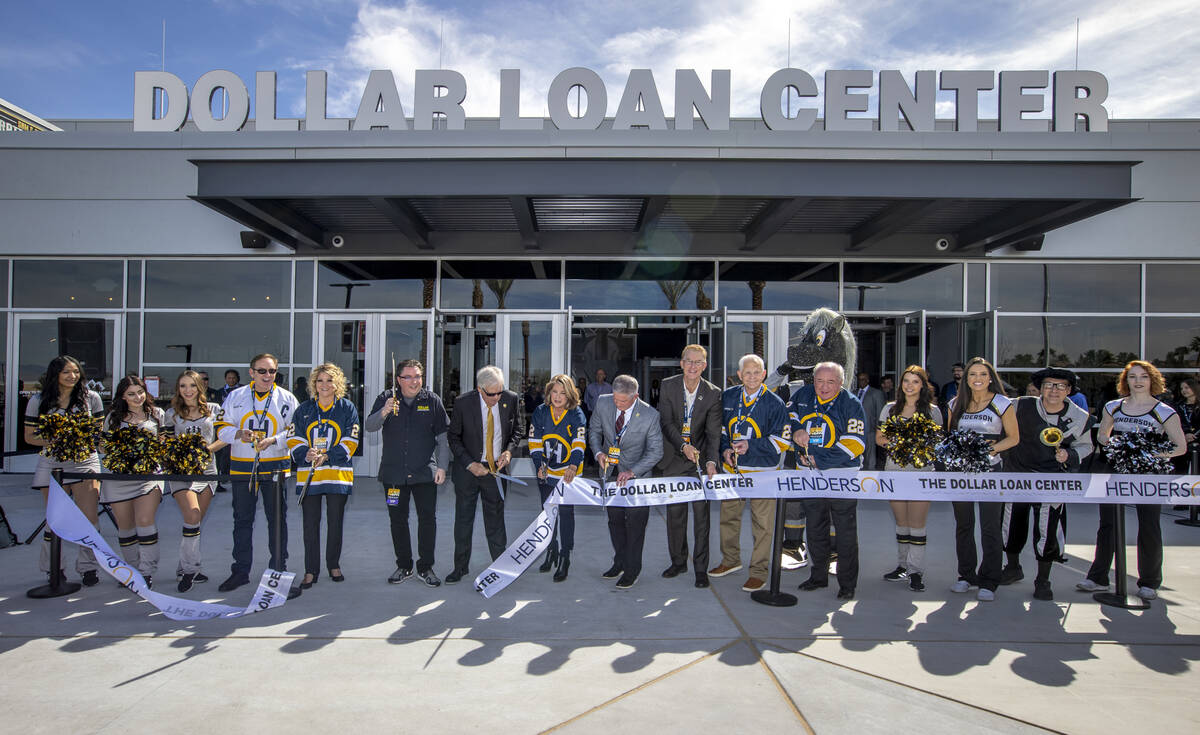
xmin=976 ymin=588 xmax=995 ymax=602
xmin=1137 ymin=586 xmax=1158 ymax=600
xmin=1075 ymin=579 xmax=1109 ymax=592
xmin=949 ymin=579 xmax=975 ymax=594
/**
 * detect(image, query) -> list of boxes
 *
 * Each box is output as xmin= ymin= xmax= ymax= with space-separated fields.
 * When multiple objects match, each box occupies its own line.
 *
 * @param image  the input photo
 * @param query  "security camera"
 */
xmin=934 ymin=237 xmax=950 ymax=251
xmin=331 ymin=234 xmax=345 ymax=248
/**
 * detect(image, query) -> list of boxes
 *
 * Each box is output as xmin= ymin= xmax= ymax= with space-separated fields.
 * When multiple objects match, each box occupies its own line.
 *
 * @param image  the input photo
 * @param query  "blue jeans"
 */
xmin=230 ymin=477 xmax=288 ymax=576
xmin=538 ymin=479 xmax=575 ymax=553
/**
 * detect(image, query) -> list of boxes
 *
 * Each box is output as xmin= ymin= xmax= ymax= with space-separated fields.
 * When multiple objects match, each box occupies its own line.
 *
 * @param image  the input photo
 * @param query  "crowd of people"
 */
xmin=24 ymin=348 xmax=1191 ymax=604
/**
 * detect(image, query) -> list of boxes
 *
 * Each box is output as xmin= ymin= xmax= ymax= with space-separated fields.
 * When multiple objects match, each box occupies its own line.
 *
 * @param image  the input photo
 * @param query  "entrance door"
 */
xmin=497 ymin=313 xmax=565 ymax=419
xmin=961 ymin=311 xmax=997 ymax=364
xmin=436 ymin=315 xmax=497 ymax=412
xmin=893 ymin=310 xmax=927 ymax=369
xmin=7 ymin=313 xmax=122 ymax=471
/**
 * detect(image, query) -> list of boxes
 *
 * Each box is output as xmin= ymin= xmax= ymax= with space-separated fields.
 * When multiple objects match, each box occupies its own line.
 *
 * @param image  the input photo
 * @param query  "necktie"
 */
xmin=485 ymin=406 xmax=496 ymax=472
xmin=615 ymin=410 xmax=625 ymax=437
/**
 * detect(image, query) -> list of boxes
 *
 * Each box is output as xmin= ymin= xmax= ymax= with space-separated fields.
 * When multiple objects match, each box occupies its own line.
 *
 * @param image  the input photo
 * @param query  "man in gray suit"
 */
xmin=589 ymin=374 xmax=664 ymax=589
xmin=854 ymin=371 xmax=886 ymax=470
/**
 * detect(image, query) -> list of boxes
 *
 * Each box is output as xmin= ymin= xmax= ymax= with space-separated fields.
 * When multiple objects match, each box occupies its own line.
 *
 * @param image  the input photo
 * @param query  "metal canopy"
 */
xmin=191 ymin=157 xmax=1136 ymax=253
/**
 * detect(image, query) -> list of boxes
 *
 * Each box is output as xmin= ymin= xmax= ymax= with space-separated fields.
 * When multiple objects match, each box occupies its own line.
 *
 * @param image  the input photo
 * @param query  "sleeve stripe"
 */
xmin=838 ymin=437 xmax=865 ymax=458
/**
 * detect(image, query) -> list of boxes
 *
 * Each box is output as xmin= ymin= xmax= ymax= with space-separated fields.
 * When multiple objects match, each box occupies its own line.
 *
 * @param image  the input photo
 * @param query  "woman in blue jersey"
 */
xmin=528 ymin=374 xmax=586 ymax=582
xmin=946 ymin=357 xmax=1019 ymax=601
xmin=1078 ymin=360 xmax=1186 ymax=600
xmin=288 ymin=363 xmax=360 ymax=590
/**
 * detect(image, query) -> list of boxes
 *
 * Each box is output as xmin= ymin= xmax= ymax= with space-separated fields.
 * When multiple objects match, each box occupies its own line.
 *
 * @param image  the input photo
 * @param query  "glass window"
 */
xmin=998 ymin=370 xmax=1112 ymax=413
xmin=989 ymin=263 xmax=1140 ymax=313
xmin=143 ymin=312 xmax=289 ymax=364
xmin=316 ymin=260 xmax=434 ymax=309
xmin=0 ymin=259 xmax=9 ymax=307
xmin=295 ymin=260 xmax=314 ymax=309
xmin=565 ymin=260 xmax=713 ymax=310
xmin=441 ymin=260 xmax=560 ymax=309
xmin=126 ymin=260 xmax=142 ymax=308
xmin=967 ymin=263 xmax=985 ymax=312
xmin=997 ymin=316 xmax=1139 ymax=368
xmin=509 ymin=319 xmax=554 ymax=428
xmin=294 ymin=312 xmax=313 ymax=366
xmin=718 ymin=262 xmax=838 ymax=311
xmin=724 ymin=321 xmax=767 ymax=389
xmin=13 ymin=260 xmax=123 ymax=308
xmin=1146 ymin=318 xmax=1200 ymax=369
xmin=841 ymin=262 xmax=962 ymax=311
xmin=145 ymin=260 xmax=289 ymax=309
xmin=384 ymin=319 xmax=430 ymax=385
xmin=1145 ymin=264 xmax=1200 ymax=313
xmin=126 ymin=314 xmax=141 ymax=377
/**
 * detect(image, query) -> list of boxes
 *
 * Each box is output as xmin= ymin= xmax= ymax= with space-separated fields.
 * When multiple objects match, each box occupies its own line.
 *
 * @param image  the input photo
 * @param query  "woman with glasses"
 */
xmin=528 ymin=374 xmax=586 ymax=582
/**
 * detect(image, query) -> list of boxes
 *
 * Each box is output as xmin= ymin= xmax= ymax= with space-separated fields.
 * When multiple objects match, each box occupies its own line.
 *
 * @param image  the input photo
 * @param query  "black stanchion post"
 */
xmin=271 ymin=470 xmax=301 ymax=600
xmin=751 ymin=498 xmax=798 ymax=607
xmin=1094 ymin=505 xmax=1150 ymax=610
xmin=1176 ymin=445 xmax=1200 ymax=528
xmin=27 ymin=468 xmax=83 ymax=599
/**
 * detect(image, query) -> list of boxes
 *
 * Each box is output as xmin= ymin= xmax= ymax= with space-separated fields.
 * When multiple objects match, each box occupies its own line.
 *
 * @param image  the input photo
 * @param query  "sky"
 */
xmin=2 ymin=0 xmax=1199 ymax=122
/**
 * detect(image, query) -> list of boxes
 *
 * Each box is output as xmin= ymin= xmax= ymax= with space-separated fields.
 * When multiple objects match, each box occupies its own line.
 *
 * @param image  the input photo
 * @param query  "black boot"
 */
xmin=1033 ymin=561 xmax=1054 ymax=601
xmin=553 ymin=551 xmax=571 ymax=582
xmin=539 ymin=548 xmax=558 ymax=573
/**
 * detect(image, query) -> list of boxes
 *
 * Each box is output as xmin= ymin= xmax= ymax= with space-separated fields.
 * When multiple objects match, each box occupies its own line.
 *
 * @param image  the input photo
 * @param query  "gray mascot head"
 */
xmin=767 ymin=308 xmax=856 ymax=389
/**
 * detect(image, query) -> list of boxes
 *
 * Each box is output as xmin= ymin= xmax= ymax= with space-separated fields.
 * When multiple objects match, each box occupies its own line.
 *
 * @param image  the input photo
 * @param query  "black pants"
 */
xmin=952 ymin=501 xmax=1003 ymax=591
xmin=537 ymin=480 xmax=575 ymax=553
xmin=231 ymin=477 xmax=287 ymax=576
xmin=1086 ymin=504 xmax=1163 ymax=589
xmin=607 ymin=506 xmax=650 ymax=578
xmin=301 ymin=493 xmax=348 ymax=577
xmin=452 ymin=472 xmax=507 ymax=573
xmin=802 ymin=498 xmax=858 ymax=591
xmin=665 ymin=500 xmax=710 ymax=571
xmin=1004 ymin=502 xmax=1068 ymax=562
xmin=388 ymin=483 xmax=438 ymax=573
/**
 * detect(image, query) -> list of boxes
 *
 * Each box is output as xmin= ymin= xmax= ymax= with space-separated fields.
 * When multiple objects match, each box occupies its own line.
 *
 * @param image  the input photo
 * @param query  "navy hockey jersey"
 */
xmin=287 ymin=397 xmax=360 ymax=494
xmin=528 ymin=404 xmax=587 ymax=478
xmin=720 ymin=385 xmax=791 ymax=472
xmin=787 ymin=385 xmax=867 ymax=469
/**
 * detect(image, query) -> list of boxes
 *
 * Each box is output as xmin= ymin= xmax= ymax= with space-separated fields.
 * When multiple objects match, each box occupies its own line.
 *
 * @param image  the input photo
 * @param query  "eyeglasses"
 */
xmin=398 ymin=375 xmax=422 ymax=381
xmin=253 ymin=368 xmax=278 ymax=375
xmin=682 ymin=360 xmax=706 ymax=366
xmin=482 ymin=389 xmax=503 ymax=397
xmin=1041 ymin=382 xmax=1070 ymax=391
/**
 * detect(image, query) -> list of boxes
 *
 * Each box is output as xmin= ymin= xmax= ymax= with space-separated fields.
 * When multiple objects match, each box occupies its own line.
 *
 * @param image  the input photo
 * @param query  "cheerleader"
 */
xmin=1078 ymin=361 xmax=1186 ymax=599
xmin=162 ymin=370 xmax=226 ymax=592
xmin=874 ymin=365 xmax=943 ymax=592
xmin=946 ymin=357 xmax=1019 ymax=601
xmin=101 ymin=375 xmax=166 ymax=588
xmin=288 ymin=363 xmax=360 ymax=589
xmin=528 ymin=374 xmax=587 ymax=582
xmin=23 ymin=356 xmax=104 ymax=586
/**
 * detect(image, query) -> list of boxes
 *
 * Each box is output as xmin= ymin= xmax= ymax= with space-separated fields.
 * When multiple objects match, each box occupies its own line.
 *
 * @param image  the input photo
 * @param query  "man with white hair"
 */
xmin=711 ymin=354 xmax=791 ymax=593
xmin=789 ymin=361 xmax=867 ymax=601
xmin=445 ymin=365 xmax=521 ymax=584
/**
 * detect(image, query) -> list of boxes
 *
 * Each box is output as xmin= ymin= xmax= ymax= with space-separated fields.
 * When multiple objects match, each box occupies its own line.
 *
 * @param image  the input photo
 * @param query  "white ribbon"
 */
xmin=46 ymin=478 xmax=295 ymax=621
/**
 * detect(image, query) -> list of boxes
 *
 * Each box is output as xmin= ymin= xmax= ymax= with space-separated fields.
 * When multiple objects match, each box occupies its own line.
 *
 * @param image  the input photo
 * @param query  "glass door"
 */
xmin=893 ymin=310 xmax=927 ymax=369
xmin=436 ymin=315 xmax=497 ymax=416
xmin=961 ymin=311 xmax=997 ymax=364
xmin=317 ymin=315 xmax=372 ymax=473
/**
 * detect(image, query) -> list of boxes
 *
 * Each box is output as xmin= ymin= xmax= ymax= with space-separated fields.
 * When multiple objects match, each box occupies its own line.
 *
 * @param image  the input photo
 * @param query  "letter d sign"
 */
xmin=134 ymin=72 xmax=189 ymax=132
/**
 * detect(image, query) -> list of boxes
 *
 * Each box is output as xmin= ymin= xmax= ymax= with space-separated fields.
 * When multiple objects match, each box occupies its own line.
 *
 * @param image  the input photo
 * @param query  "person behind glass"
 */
xmin=197 ymin=371 xmax=221 ymax=404
xmin=655 ymin=345 xmax=721 ymax=589
xmin=711 ymin=354 xmax=790 ymax=594
xmin=946 ymin=357 xmax=1020 ymax=601
xmin=584 ymin=368 xmax=612 ymax=417
xmin=162 ymin=370 xmax=225 ymax=592
xmin=1078 ymin=360 xmax=1187 ymax=600
xmin=288 ymin=363 xmax=360 ymax=590
xmin=1171 ymin=377 xmax=1200 ymax=474
xmin=529 ymin=374 xmax=587 ymax=582
xmin=875 ymin=365 xmax=943 ymax=593
xmin=214 ymin=369 xmax=241 ymax=493
xmin=101 ymin=375 xmax=166 ymax=588
xmin=23 ymin=356 xmax=104 ymax=586
xmin=213 ymin=353 xmax=299 ymax=592
xmin=999 ymin=367 xmax=1093 ymax=601
xmin=854 ymin=371 xmax=885 ymax=471
xmin=366 ymin=359 xmax=449 ymax=587
xmin=792 ymin=362 xmax=867 ymax=601
xmin=445 ymin=365 xmax=520 ymax=584
xmin=940 ymin=362 xmax=965 ymax=411
xmin=589 ymin=374 xmax=664 ymax=589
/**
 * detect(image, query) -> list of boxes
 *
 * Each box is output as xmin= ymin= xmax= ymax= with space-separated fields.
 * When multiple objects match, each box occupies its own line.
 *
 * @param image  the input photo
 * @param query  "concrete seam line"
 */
xmin=538 ymin=639 xmax=740 ymax=735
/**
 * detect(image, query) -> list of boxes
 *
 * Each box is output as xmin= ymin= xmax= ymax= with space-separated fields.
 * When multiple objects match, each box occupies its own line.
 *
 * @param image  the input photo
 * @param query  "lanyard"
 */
xmin=734 ymin=386 xmax=762 ymax=437
xmin=252 ymin=388 xmax=274 ymax=432
xmin=614 ymin=410 xmax=630 ymax=445
xmin=315 ymin=400 xmax=334 ymax=438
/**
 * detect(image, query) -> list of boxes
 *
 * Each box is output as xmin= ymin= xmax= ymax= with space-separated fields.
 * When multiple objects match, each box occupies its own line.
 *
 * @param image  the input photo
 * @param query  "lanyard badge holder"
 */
xmin=299 ymin=427 xmax=329 ymax=505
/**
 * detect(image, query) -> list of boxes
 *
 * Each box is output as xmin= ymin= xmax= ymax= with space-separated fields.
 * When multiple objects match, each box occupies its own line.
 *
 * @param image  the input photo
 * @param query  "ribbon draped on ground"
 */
xmin=46 ymin=479 xmax=295 ymax=621
xmin=473 ymin=468 xmax=1200 ymax=597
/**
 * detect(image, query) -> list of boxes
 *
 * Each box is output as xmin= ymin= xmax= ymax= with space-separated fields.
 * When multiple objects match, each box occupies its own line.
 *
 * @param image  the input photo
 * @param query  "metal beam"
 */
xmin=741 ymin=197 xmax=812 ymax=251
xmin=228 ymin=198 xmax=326 ymax=249
xmin=508 ymin=196 xmax=539 ymax=250
xmin=847 ymin=199 xmax=943 ymax=251
xmin=368 ymin=197 xmax=431 ymax=249
xmin=189 ymin=196 xmax=300 ymax=250
xmin=955 ymin=200 xmax=1125 ymax=251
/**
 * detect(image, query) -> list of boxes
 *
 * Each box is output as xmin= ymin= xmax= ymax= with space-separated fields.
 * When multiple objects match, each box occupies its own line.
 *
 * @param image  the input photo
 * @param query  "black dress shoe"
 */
xmin=615 ymin=574 xmax=638 ymax=589
xmin=81 ymin=570 xmax=99 ymax=587
xmin=798 ymin=578 xmax=829 ymax=592
xmin=661 ymin=564 xmax=686 ymax=578
xmin=694 ymin=574 xmax=710 ymax=589
xmin=218 ymin=574 xmax=250 ymax=592
xmin=445 ymin=569 xmax=465 ymax=585
xmin=300 ymin=574 xmax=317 ymax=590
xmin=330 ymin=570 xmax=345 ymax=583
xmin=538 ymin=549 xmax=558 ymax=574
xmin=837 ymin=588 xmax=855 ymax=600
xmin=601 ymin=565 xmax=623 ymax=579
xmin=553 ymin=552 xmax=570 ymax=583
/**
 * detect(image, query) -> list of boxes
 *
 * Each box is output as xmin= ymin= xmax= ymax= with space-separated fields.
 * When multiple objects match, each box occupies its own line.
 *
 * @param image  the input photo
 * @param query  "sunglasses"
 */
xmin=482 ymin=389 xmax=503 ymax=397
xmin=253 ymin=368 xmax=278 ymax=375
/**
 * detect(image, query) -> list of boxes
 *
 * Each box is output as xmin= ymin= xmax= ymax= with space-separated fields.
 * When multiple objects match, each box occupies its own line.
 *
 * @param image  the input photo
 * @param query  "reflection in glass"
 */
xmin=17 ymin=318 xmax=116 ymax=449
xmin=384 ymin=319 xmax=429 ymax=388
xmin=997 ymin=316 xmax=1139 ymax=368
xmin=126 ymin=260 xmax=141 ymax=308
xmin=143 ymin=312 xmax=289 ymax=364
xmin=724 ymin=321 xmax=766 ymax=388
xmin=145 ymin=260 xmax=289 ymax=309
xmin=841 ymin=263 xmax=962 ymax=311
xmin=990 ymin=263 xmax=1140 ymax=313
xmin=295 ymin=260 xmax=315 ymax=309
xmin=436 ymin=316 xmax=496 ymax=411
xmin=321 ymin=320 xmax=367 ymax=456
xmin=998 ymin=370 xmax=1118 ymax=413
xmin=14 ymin=260 xmax=123 ymax=308
xmin=0 ymin=259 xmax=8 ymax=307
xmin=316 ymin=260 xmax=434 ymax=309
xmin=1145 ymin=264 xmax=1200 ymax=313
xmin=967 ymin=263 xmax=985 ymax=312
xmin=718 ymin=262 xmax=837 ymax=311
xmin=441 ymin=261 xmax=560 ymax=309
xmin=294 ymin=313 xmax=313 ymax=366
xmin=566 ymin=260 xmax=713 ymax=310
xmin=510 ymin=320 xmax=553 ymax=430
xmin=1146 ymin=318 xmax=1200 ymax=369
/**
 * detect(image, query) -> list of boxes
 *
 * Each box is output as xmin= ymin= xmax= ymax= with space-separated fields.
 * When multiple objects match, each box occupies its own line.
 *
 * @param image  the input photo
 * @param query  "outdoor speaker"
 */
xmin=57 ymin=317 xmax=106 ymax=381
xmin=240 ymin=231 xmax=269 ymax=249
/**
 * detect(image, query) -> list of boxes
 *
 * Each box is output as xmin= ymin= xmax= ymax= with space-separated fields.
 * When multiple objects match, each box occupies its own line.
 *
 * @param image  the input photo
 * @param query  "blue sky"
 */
xmin=2 ymin=0 xmax=1198 ymax=121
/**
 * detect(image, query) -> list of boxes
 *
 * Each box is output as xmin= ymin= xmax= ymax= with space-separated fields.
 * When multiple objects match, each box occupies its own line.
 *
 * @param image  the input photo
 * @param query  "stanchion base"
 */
xmin=1093 ymin=591 xmax=1150 ymax=610
xmin=1174 ymin=518 xmax=1200 ymax=527
xmin=751 ymin=589 xmax=798 ymax=607
xmin=27 ymin=580 xmax=82 ymax=599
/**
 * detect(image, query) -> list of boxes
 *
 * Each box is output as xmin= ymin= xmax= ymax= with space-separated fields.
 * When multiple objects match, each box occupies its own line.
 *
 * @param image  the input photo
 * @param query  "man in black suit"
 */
xmin=445 ymin=365 xmax=521 ymax=584
xmin=655 ymin=345 xmax=722 ymax=588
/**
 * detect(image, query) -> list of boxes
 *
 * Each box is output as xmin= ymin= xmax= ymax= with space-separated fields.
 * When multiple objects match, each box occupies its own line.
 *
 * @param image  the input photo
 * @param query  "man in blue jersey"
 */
xmin=791 ymin=361 xmax=867 ymax=601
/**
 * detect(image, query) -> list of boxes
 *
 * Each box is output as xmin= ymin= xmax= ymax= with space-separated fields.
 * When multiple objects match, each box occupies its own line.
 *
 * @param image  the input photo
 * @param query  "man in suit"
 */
xmin=589 ymin=374 xmax=664 ymax=590
xmin=445 ymin=365 xmax=521 ymax=584
xmin=655 ymin=345 xmax=722 ymax=588
xmin=854 ymin=371 xmax=886 ymax=471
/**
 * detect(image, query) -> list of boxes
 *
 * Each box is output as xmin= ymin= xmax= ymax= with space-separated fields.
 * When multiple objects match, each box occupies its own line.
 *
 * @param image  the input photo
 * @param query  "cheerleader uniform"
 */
xmin=949 ymin=393 xmax=1012 ymax=593
xmin=24 ymin=390 xmax=104 ymax=576
xmin=101 ymin=407 xmax=166 ymax=577
xmin=1083 ymin=399 xmax=1178 ymax=592
xmin=162 ymin=403 xmax=221 ymax=575
xmin=528 ymin=403 xmax=587 ymax=561
xmin=879 ymin=403 xmax=943 ymax=577
xmin=288 ymin=397 xmax=360 ymax=581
